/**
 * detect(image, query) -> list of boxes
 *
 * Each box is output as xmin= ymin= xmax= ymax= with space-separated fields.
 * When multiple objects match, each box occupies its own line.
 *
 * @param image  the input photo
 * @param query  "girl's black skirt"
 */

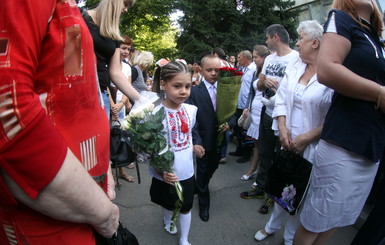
xmin=150 ymin=176 xmax=195 ymax=213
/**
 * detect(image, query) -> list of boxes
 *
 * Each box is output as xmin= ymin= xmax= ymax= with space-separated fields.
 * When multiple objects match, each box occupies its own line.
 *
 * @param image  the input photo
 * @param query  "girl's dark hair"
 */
xmin=213 ymin=47 xmax=226 ymax=59
xmin=152 ymin=60 xmax=191 ymax=94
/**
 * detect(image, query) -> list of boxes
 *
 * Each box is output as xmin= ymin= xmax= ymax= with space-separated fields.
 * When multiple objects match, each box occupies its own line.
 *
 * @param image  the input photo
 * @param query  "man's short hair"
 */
xmin=239 ymin=50 xmax=252 ymax=61
xmin=266 ymin=24 xmax=290 ymax=44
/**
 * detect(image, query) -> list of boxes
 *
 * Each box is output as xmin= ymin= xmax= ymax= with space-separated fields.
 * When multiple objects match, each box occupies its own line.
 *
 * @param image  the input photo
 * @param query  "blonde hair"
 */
xmin=133 ymin=51 xmax=154 ymax=70
xmin=94 ymin=0 xmax=136 ymax=41
xmin=129 ymin=50 xmax=141 ymax=65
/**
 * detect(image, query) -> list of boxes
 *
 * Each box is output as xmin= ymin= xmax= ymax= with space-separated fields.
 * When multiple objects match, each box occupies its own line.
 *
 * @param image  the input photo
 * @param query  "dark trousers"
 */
xmin=351 ymin=156 xmax=385 ymax=245
xmin=255 ymin=112 xmax=280 ymax=190
xmin=195 ymin=149 xmax=220 ymax=210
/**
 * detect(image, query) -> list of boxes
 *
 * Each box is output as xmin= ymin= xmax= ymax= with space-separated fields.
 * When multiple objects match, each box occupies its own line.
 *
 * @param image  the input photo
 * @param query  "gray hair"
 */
xmin=133 ymin=51 xmax=154 ymax=70
xmin=239 ymin=50 xmax=252 ymax=61
xmin=296 ymin=20 xmax=323 ymax=42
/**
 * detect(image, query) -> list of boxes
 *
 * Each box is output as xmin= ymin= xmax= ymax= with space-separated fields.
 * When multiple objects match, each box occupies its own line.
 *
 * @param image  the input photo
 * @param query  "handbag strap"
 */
xmin=245 ymin=71 xmax=257 ymax=110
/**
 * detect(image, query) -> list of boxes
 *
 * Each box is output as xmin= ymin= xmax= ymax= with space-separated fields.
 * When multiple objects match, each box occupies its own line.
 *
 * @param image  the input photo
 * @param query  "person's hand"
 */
xmin=135 ymin=94 xmax=150 ymax=108
xmin=162 ymin=172 xmax=178 ymax=185
xmin=278 ymin=126 xmax=291 ymax=150
xmin=222 ymin=124 xmax=230 ymax=132
xmin=194 ymin=145 xmax=205 ymax=158
xmin=125 ymin=102 xmax=132 ymax=111
xmin=111 ymin=103 xmax=123 ymax=116
xmin=264 ymin=77 xmax=278 ymax=89
xmin=242 ymin=108 xmax=249 ymax=117
xmin=93 ymin=203 xmax=120 ymax=238
xmin=290 ymin=133 xmax=310 ymax=154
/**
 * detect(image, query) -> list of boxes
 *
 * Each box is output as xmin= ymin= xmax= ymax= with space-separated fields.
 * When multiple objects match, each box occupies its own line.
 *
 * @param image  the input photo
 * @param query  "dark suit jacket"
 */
xmin=186 ymin=82 xmax=218 ymax=152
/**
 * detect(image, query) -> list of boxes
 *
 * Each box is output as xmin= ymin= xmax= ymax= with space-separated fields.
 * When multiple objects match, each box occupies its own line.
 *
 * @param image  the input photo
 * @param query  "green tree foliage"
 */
xmin=83 ymin=0 xmax=299 ymax=63
xmin=175 ymin=0 xmax=299 ymax=63
xmin=84 ymin=0 xmax=178 ymax=62
xmin=120 ymin=0 xmax=178 ymax=61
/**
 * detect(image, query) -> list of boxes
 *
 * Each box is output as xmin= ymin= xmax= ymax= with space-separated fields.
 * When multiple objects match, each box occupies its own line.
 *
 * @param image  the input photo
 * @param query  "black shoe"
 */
xmin=199 ymin=207 xmax=209 ymax=221
xmin=240 ymin=186 xmax=265 ymax=199
xmin=236 ymin=156 xmax=250 ymax=163
xmin=229 ymin=151 xmax=243 ymax=156
xmin=259 ymin=197 xmax=274 ymax=214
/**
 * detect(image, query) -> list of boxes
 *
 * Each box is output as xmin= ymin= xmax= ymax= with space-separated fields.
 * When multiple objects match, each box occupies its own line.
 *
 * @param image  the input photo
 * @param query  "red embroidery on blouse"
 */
xmin=177 ymin=110 xmax=189 ymax=134
xmin=165 ymin=106 xmax=191 ymax=152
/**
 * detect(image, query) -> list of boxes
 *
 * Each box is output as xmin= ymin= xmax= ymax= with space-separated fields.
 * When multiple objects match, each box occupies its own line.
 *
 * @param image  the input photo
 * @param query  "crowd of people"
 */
xmin=0 ymin=0 xmax=384 ymax=244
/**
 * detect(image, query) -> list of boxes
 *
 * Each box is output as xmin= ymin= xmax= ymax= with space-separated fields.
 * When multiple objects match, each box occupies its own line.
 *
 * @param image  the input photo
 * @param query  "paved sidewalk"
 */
xmin=114 ymin=143 xmax=359 ymax=245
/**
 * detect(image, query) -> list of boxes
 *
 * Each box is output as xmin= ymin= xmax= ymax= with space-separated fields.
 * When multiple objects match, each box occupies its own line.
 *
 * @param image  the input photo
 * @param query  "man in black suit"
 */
xmin=187 ymin=55 xmax=228 ymax=222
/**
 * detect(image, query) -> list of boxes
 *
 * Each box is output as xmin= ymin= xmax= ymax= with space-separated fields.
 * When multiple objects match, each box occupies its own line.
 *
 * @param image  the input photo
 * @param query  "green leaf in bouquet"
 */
xmin=164 ymin=151 xmax=174 ymax=162
xmin=153 ymin=122 xmax=162 ymax=130
xmin=149 ymin=141 xmax=156 ymax=151
xmin=141 ymin=132 xmax=152 ymax=140
xmin=155 ymin=107 xmax=166 ymax=118
xmin=159 ymin=140 xmax=165 ymax=150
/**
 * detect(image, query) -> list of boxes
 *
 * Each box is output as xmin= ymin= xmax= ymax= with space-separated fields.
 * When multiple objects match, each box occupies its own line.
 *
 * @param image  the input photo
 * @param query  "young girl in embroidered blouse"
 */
xmin=149 ymin=60 xmax=197 ymax=245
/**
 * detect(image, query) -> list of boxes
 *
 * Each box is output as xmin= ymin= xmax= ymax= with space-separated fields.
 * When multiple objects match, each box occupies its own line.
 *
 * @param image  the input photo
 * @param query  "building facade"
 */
xmin=293 ymin=0 xmax=384 ymax=23
xmin=292 ymin=0 xmax=384 ymax=36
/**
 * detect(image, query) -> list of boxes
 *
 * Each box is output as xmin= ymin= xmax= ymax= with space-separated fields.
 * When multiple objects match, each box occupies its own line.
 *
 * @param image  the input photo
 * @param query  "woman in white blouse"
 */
xmin=254 ymin=20 xmax=333 ymax=245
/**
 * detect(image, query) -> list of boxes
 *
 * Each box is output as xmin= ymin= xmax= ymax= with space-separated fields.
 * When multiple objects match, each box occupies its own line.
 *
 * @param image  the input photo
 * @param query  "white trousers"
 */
xmin=264 ymin=203 xmax=300 ymax=245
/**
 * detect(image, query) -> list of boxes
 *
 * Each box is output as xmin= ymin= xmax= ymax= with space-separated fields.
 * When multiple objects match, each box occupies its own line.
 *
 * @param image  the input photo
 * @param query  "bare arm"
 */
xmin=109 ymin=48 xmax=140 ymax=101
xmin=108 ymin=87 xmax=115 ymax=106
xmin=111 ymin=94 xmax=129 ymax=117
xmin=257 ymin=73 xmax=279 ymax=92
xmin=317 ymin=33 xmax=380 ymax=103
xmin=277 ymin=116 xmax=291 ymax=150
xmin=257 ymin=74 xmax=266 ymax=91
xmin=1 ymin=148 xmax=119 ymax=238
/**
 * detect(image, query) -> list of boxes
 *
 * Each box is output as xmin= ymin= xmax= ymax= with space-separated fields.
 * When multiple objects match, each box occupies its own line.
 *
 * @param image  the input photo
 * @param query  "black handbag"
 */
xmin=110 ymin=123 xmax=140 ymax=184
xmin=265 ymin=149 xmax=312 ymax=215
xmin=110 ymin=124 xmax=136 ymax=167
xmin=94 ymin=222 xmax=139 ymax=245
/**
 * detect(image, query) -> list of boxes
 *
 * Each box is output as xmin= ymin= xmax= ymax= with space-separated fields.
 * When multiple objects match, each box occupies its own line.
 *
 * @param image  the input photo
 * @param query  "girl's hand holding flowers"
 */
xmin=162 ymin=172 xmax=179 ymax=185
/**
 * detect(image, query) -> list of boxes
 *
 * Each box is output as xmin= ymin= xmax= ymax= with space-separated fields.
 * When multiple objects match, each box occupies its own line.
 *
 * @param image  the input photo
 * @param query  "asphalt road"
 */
xmin=114 ymin=143 xmax=360 ymax=245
